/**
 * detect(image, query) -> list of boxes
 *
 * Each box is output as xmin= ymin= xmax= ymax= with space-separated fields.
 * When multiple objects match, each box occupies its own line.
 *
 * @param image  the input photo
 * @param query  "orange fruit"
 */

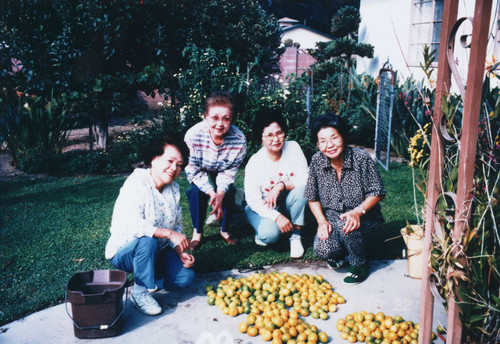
xmin=247 ymin=326 xmax=258 ymax=337
xmin=288 ymin=317 xmax=298 ymax=327
xmin=229 ymin=307 xmax=238 ymax=317
xmin=296 ymin=333 xmax=307 ymax=342
xmin=238 ymin=321 xmax=248 ymax=333
xmin=261 ymin=328 xmax=273 ymax=341
xmin=318 ymin=331 xmax=328 ymax=343
xmin=296 ymin=324 xmax=305 ymax=333
xmin=308 ymin=332 xmax=319 ymax=342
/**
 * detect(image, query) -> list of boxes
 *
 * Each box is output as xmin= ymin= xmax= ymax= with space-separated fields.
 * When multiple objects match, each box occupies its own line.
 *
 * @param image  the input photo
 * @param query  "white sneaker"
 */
xmin=131 ymin=291 xmax=162 ymax=316
xmin=147 ymin=285 xmax=159 ymax=293
xmin=205 ymin=214 xmax=219 ymax=226
xmin=290 ymin=234 xmax=304 ymax=258
xmin=255 ymin=236 xmax=268 ymax=246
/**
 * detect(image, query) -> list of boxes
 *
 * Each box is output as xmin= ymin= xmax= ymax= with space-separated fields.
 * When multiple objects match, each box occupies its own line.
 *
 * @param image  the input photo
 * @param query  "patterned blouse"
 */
xmin=304 ymin=146 xmax=386 ymax=224
xmin=105 ymin=168 xmax=183 ymax=259
xmin=184 ymin=120 xmax=247 ymax=194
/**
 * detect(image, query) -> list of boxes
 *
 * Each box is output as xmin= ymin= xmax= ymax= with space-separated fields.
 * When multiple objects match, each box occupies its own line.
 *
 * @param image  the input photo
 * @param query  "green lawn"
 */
xmin=0 ymin=162 xmax=419 ymax=326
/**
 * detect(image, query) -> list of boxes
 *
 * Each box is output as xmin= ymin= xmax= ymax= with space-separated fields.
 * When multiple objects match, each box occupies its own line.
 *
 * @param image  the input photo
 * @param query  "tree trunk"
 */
xmin=92 ymin=119 xmax=108 ymax=150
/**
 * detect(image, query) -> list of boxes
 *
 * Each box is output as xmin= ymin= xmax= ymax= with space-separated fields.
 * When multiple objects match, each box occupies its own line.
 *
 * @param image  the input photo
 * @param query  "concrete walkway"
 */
xmin=1 ymin=260 xmax=446 ymax=344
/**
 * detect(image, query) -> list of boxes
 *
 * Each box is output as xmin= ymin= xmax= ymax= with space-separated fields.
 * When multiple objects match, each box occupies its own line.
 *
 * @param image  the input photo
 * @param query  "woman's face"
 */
xmin=205 ymin=105 xmax=233 ymax=140
xmin=317 ymin=126 xmax=344 ymax=161
xmin=151 ymin=144 xmax=184 ymax=189
xmin=262 ymin=122 xmax=285 ymax=154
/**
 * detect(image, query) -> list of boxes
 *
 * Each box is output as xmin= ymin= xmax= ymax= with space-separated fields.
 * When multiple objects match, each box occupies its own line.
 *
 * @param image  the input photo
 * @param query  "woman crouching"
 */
xmin=304 ymin=114 xmax=386 ymax=284
xmin=105 ymin=135 xmax=195 ymax=316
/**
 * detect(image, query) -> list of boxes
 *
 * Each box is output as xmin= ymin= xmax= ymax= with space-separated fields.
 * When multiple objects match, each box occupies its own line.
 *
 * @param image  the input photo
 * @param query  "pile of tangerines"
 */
xmin=205 ymin=271 xmax=435 ymax=343
xmin=205 ymin=271 xmax=343 ymax=343
xmin=336 ymin=311 xmax=436 ymax=344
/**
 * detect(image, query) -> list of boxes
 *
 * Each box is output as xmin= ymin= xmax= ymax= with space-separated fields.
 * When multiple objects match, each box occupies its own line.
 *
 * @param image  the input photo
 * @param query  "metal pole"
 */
xmin=446 ymin=1 xmax=492 ymax=343
xmin=418 ymin=0 xmax=457 ymax=341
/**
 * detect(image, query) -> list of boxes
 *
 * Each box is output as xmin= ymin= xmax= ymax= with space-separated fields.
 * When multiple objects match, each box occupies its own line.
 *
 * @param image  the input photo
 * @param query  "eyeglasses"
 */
xmin=262 ymin=131 xmax=285 ymax=141
xmin=317 ymin=136 xmax=342 ymax=148
xmin=206 ymin=114 xmax=232 ymax=125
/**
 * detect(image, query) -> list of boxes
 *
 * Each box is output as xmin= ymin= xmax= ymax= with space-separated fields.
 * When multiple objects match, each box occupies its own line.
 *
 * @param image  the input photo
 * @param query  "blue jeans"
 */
xmin=245 ymin=185 xmax=307 ymax=245
xmin=186 ymin=178 xmax=236 ymax=234
xmin=110 ymin=237 xmax=195 ymax=291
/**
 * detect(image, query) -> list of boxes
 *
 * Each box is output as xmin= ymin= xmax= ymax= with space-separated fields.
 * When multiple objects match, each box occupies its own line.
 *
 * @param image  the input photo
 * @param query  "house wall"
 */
xmin=357 ymin=0 xmax=500 ymax=92
xmin=356 ymin=0 xmax=413 ymax=80
xmin=282 ymin=27 xmax=332 ymax=50
xmin=279 ymin=47 xmax=316 ymax=79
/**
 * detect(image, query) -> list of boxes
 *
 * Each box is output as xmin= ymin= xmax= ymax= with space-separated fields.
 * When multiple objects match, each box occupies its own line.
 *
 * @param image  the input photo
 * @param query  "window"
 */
xmin=409 ymin=0 xmax=444 ymax=66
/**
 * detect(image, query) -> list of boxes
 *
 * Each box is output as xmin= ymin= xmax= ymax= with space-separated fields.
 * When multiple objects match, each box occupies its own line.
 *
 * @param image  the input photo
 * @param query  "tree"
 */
xmin=258 ymin=0 xmax=360 ymax=34
xmin=309 ymin=6 xmax=373 ymax=106
xmin=1 ymin=0 xmax=282 ymax=150
xmin=1 ymin=0 xmax=170 ymax=149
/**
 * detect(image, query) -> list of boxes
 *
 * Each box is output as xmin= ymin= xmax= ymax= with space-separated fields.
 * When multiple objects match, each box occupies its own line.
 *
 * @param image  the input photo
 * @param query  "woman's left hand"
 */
xmin=179 ymin=252 xmax=195 ymax=268
xmin=339 ymin=208 xmax=362 ymax=233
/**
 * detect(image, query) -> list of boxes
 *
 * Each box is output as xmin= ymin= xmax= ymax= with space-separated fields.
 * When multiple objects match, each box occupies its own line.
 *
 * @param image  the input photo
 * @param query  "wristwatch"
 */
xmin=358 ymin=205 xmax=366 ymax=215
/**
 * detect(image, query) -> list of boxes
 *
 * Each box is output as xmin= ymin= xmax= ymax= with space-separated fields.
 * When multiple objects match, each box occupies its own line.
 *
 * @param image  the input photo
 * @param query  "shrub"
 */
xmin=0 ymin=94 xmax=75 ymax=171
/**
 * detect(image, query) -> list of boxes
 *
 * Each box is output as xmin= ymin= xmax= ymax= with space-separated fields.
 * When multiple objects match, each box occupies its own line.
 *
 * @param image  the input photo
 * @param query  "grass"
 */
xmin=0 ymin=161 xmax=420 ymax=326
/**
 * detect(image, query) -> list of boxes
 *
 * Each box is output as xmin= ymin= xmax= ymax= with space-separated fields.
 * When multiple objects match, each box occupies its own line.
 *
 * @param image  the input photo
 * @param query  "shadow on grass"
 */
xmin=0 ymin=175 xmax=125 ymax=207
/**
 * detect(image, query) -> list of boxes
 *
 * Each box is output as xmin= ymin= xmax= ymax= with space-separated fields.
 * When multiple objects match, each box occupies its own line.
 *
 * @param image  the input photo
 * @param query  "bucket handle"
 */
xmin=65 ymin=287 xmax=128 ymax=330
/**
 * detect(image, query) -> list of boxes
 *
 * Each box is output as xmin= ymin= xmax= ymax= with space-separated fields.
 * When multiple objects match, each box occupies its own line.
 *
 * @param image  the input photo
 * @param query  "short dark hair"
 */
xmin=253 ymin=108 xmax=287 ymax=144
xmin=204 ymin=90 xmax=236 ymax=120
xmin=142 ymin=134 xmax=189 ymax=167
xmin=309 ymin=113 xmax=349 ymax=145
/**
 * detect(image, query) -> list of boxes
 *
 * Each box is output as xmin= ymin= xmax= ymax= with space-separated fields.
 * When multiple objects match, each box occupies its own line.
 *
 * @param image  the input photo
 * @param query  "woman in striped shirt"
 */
xmin=184 ymin=91 xmax=247 ymax=250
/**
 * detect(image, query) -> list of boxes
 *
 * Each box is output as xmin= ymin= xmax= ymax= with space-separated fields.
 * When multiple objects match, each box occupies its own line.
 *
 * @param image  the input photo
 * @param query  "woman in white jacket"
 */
xmin=105 ymin=135 xmax=195 ymax=316
xmin=244 ymin=109 xmax=309 ymax=258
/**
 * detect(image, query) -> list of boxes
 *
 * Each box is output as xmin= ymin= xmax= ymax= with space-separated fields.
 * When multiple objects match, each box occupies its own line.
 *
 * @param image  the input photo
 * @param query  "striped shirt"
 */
xmin=184 ymin=120 xmax=247 ymax=194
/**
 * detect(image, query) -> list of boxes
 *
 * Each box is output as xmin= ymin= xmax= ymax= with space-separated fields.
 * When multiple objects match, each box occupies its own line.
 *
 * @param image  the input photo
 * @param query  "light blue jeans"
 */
xmin=110 ymin=237 xmax=195 ymax=293
xmin=245 ymin=185 xmax=307 ymax=245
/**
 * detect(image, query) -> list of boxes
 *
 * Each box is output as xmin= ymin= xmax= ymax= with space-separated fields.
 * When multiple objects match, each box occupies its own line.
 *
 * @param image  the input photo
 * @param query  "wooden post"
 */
xmin=446 ymin=1 xmax=492 ymax=343
xmin=418 ymin=1 xmax=457 ymax=343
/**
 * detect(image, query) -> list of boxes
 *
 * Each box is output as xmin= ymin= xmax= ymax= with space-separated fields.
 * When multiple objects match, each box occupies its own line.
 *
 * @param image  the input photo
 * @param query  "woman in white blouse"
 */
xmin=105 ymin=135 xmax=195 ymax=316
xmin=244 ymin=109 xmax=309 ymax=258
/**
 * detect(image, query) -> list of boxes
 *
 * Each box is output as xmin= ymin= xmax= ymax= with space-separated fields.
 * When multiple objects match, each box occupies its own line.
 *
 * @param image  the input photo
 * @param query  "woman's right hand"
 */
xmin=317 ymin=220 xmax=332 ymax=240
xmin=169 ymin=231 xmax=190 ymax=252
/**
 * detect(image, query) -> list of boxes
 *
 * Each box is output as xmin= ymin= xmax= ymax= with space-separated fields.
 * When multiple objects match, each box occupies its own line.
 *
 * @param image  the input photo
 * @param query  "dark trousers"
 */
xmin=186 ymin=178 xmax=236 ymax=234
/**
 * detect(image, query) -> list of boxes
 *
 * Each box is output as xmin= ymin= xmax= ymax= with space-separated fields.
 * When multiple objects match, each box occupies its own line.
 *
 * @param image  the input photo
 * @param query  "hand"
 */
xmin=317 ymin=220 xmax=332 ymax=240
xmin=179 ymin=252 xmax=195 ymax=268
xmin=169 ymin=231 xmax=190 ymax=252
xmin=209 ymin=190 xmax=225 ymax=221
xmin=275 ymin=214 xmax=293 ymax=233
xmin=339 ymin=208 xmax=362 ymax=233
xmin=264 ymin=182 xmax=284 ymax=209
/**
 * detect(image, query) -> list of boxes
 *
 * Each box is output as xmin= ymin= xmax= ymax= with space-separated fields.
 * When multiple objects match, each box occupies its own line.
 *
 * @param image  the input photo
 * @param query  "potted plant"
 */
xmin=402 ymin=121 xmax=432 ymax=278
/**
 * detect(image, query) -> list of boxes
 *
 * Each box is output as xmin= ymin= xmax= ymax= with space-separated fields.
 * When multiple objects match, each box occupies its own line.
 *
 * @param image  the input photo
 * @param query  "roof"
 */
xmin=278 ymin=17 xmax=300 ymax=24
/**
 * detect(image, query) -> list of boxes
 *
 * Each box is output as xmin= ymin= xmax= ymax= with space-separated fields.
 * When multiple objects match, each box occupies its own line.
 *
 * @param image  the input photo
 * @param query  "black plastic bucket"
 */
xmin=66 ymin=269 xmax=127 ymax=339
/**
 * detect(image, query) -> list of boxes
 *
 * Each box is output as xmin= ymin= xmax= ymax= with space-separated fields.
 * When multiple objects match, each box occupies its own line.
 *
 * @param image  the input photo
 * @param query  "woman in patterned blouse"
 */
xmin=105 ymin=135 xmax=195 ymax=316
xmin=304 ymin=114 xmax=386 ymax=284
xmin=184 ymin=91 xmax=247 ymax=250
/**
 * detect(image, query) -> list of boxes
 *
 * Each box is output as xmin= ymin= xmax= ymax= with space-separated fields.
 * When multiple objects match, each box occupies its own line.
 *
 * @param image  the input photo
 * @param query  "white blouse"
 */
xmin=244 ymin=141 xmax=308 ymax=221
xmin=105 ymin=168 xmax=183 ymax=259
